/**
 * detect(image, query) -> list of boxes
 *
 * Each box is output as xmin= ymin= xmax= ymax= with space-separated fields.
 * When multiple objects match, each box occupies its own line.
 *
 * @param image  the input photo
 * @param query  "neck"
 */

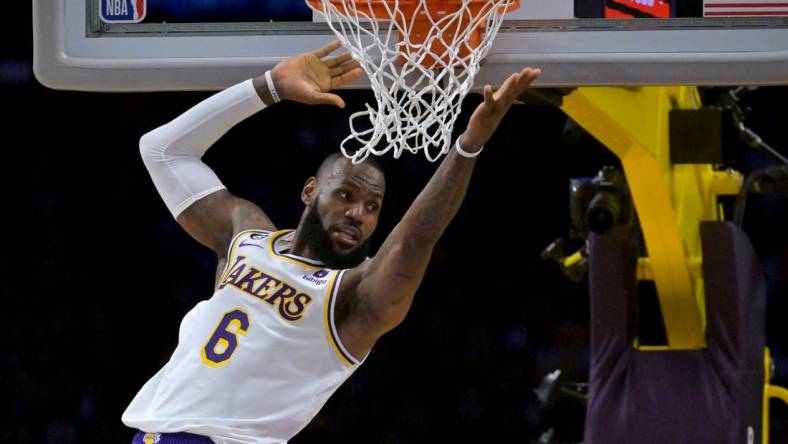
xmin=289 ymin=218 xmax=315 ymax=260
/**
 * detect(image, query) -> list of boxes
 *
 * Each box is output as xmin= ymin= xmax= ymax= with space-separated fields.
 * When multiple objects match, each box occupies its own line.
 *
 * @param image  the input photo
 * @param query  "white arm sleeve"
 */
xmin=139 ymin=79 xmax=266 ymax=218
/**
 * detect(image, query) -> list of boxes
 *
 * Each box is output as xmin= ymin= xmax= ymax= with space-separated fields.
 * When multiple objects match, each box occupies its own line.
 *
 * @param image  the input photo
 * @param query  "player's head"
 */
xmin=299 ymin=153 xmax=386 ymax=269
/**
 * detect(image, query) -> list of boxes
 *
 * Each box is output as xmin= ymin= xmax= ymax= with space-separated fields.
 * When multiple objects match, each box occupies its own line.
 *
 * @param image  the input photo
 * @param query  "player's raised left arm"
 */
xmin=338 ymin=68 xmax=541 ymax=356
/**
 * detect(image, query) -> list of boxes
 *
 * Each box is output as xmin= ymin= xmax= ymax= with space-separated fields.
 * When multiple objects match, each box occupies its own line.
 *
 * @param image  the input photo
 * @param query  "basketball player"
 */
xmin=122 ymin=40 xmax=540 ymax=444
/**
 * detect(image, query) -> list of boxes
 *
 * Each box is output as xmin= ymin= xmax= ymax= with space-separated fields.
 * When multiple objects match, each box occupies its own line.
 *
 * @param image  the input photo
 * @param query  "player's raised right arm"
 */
xmin=139 ymin=79 xmax=276 ymax=255
xmin=139 ymin=40 xmax=362 ymax=255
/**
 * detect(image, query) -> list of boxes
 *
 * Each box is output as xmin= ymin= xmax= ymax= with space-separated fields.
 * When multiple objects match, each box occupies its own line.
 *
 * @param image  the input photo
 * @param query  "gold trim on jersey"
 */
xmin=323 ymin=270 xmax=357 ymax=368
xmin=267 ymin=229 xmax=324 ymax=270
xmin=218 ymin=229 xmax=270 ymax=286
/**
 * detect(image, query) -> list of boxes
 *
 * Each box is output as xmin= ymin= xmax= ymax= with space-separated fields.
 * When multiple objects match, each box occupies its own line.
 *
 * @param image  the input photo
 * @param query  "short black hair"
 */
xmin=316 ymin=152 xmax=385 ymax=183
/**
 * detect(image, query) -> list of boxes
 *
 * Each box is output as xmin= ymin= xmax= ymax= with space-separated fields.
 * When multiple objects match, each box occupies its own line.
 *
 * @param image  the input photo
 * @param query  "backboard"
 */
xmin=34 ymin=0 xmax=788 ymax=91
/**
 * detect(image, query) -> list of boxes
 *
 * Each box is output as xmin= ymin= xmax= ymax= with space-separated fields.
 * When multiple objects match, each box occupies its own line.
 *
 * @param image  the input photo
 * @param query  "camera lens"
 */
xmin=585 ymin=191 xmax=621 ymax=234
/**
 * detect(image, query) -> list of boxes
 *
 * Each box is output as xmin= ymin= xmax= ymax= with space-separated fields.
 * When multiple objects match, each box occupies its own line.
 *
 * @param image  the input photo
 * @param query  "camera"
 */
xmin=569 ymin=166 xmax=632 ymax=237
xmin=542 ymin=166 xmax=633 ymax=282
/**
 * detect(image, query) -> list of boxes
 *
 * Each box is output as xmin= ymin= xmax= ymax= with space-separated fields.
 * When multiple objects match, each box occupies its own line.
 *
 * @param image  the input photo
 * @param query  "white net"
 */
xmin=307 ymin=0 xmax=517 ymax=163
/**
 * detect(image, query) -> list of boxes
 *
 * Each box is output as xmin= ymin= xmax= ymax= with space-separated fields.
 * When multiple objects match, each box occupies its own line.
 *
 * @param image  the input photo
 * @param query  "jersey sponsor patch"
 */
xmin=100 ymin=0 xmax=146 ymax=23
xmin=301 ymin=269 xmax=330 ymax=286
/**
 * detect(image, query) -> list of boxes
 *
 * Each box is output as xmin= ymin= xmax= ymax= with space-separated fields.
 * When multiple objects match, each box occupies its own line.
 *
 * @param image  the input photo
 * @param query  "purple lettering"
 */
xmin=252 ymin=274 xmax=281 ymax=298
xmin=279 ymin=293 xmax=312 ymax=322
xmin=219 ymin=256 xmax=247 ymax=289
xmin=265 ymin=284 xmax=297 ymax=307
xmin=235 ymin=267 xmax=263 ymax=293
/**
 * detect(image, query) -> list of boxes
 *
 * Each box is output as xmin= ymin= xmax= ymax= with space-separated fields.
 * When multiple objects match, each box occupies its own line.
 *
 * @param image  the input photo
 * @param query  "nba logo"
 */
xmin=100 ymin=0 xmax=146 ymax=24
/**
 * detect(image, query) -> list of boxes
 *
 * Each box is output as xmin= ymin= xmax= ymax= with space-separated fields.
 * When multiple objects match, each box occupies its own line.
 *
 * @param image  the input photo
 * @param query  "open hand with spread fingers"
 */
xmin=458 ymin=67 xmax=541 ymax=155
xmin=268 ymin=40 xmax=363 ymax=108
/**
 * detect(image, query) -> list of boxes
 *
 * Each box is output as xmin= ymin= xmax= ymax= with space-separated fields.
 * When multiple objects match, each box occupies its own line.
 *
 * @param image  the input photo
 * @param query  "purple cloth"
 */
xmin=584 ymin=222 xmax=766 ymax=444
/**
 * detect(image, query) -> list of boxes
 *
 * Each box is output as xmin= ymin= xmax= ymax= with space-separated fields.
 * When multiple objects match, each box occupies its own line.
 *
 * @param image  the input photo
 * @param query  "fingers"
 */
xmin=315 ymin=92 xmax=346 ymax=108
xmin=487 ymin=67 xmax=541 ymax=105
xmin=331 ymin=66 xmax=364 ymax=89
xmin=517 ymin=67 xmax=541 ymax=90
xmin=315 ymin=67 xmax=362 ymax=107
xmin=483 ymin=84 xmax=494 ymax=106
xmin=325 ymin=52 xmax=354 ymax=68
xmin=491 ymin=72 xmax=520 ymax=103
xmin=330 ymin=59 xmax=361 ymax=78
xmin=314 ymin=39 xmax=343 ymax=58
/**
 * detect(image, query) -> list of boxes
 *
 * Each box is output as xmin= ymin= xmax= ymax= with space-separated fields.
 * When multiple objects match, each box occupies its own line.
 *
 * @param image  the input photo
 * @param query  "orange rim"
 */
xmin=307 ymin=0 xmax=520 ymax=19
xmin=308 ymin=0 xmax=520 ymax=67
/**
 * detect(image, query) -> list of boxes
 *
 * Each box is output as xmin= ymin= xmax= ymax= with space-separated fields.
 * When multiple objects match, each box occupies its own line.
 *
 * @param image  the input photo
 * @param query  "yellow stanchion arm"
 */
xmin=561 ymin=87 xmax=742 ymax=349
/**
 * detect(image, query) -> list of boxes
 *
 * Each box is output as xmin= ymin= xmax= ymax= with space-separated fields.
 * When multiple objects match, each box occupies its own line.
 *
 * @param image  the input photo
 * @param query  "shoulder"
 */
xmin=176 ymin=189 xmax=276 ymax=257
xmin=331 ymin=260 xmax=380 ymax=360
xmin=228 ymin=226 xmax=276 ymax=242
xmin=336 ymin=259 xmax=370 ymax=297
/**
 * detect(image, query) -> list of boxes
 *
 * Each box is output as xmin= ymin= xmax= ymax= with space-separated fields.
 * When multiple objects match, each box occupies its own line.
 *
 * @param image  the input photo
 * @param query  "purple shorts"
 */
xmin=132 ymin=431 xmax=214 ymax=444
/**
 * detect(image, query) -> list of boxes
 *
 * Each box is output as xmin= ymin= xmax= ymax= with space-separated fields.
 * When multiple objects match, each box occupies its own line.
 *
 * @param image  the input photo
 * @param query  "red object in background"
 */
xmin=605 ymin=0 xmax=672 ymax=18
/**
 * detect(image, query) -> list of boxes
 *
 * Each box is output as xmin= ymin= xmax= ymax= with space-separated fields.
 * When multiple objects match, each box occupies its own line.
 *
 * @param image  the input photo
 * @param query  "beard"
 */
xmin=300 ymin=204 xmax=371 ymax=270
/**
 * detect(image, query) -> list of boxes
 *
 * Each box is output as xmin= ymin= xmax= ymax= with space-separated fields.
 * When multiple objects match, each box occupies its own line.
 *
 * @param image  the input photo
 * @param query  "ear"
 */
xmin=301 ymin=176 xmax=317 ymax=206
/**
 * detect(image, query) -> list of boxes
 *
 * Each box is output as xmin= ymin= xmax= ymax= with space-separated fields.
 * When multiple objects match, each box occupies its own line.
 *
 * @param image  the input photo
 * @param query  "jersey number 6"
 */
xmin=201 ymin=308 xmax=250 ymax=367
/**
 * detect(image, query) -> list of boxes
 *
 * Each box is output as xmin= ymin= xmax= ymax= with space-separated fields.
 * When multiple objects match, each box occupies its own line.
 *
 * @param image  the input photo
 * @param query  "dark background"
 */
xmin=6 ymin=2 xmax=788 ymax=443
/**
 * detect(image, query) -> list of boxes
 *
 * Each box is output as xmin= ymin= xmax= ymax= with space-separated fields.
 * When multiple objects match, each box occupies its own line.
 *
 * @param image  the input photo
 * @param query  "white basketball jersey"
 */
xmin=122 ymin=229 xmax=364 ymax=444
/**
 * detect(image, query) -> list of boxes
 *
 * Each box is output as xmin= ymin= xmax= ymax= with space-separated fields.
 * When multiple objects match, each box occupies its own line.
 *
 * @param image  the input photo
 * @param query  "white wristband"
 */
xmin=455 ymin=138 xmax=484 ymax=158
xmin=265 ymin=70 xmax=281 ymax=103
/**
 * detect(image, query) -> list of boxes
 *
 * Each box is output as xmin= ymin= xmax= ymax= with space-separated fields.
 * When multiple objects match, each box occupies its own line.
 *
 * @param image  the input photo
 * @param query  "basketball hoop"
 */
xmin=306 ymin=0 xmax=520 ymax=163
